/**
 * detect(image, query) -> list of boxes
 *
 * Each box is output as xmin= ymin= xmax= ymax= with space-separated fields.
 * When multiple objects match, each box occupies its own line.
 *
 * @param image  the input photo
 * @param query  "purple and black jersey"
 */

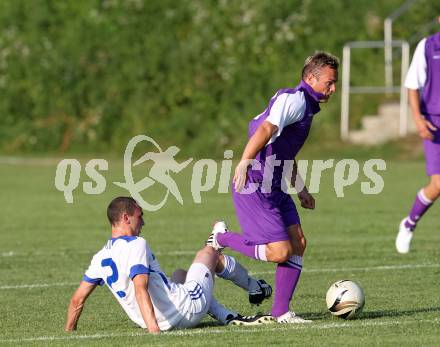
xmin=247 ymin=80 xmax=323 ymax=188
xmin=422 ymin=32 xmax=440 ymax=117
xmin=232 ymin=80 xmax=323 ymax=244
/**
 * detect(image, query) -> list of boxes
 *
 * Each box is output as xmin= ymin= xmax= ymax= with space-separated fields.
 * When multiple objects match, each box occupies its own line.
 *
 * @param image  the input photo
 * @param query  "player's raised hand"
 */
xmin=298 ymin=189 xmax=315 ymax=209
xmin=415 ymin=116 xmax=437 ymax=140
xmin=233 ymin=159 xmax=252 ymax=192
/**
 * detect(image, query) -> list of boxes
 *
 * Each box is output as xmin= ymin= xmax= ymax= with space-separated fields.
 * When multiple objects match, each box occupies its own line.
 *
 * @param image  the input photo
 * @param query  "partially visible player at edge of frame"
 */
xmin=64 ymin=197 xmax=273 ymax=333
xmin=396 ymin=16 xmax=440 ymax=254
xmin=207 ymin=52 xmax=339 ymax=323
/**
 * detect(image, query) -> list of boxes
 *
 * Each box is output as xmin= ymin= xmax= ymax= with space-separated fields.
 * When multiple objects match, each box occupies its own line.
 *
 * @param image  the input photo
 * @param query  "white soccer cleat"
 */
xmin=276 ymin=311 xmax=312 ymax=324
xmin=205 ymin=220 xmax=228 ymax=251
xmin=395 ymin=218 xmax=414 ymax=254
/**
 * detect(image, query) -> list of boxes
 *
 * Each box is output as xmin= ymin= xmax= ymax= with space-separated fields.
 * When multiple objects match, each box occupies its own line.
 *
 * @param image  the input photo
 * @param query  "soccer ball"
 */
xmin=326 ymin=280 xmax=365 ymax=319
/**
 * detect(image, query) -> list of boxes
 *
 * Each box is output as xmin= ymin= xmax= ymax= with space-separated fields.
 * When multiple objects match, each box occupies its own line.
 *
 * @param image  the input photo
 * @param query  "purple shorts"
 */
xmin=232 ymin=178 xmax=300 ymax=246
xmin=423 ymin=115 xmax=440 ymax=176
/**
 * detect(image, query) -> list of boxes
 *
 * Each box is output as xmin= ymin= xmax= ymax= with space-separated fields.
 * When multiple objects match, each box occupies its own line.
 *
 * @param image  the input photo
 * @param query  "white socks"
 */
xmin=208 ymin=298 xmax=236 ymax=324
xmin=216 ymin=254 xmax=260 ymax=293
xmin=255 ymin=244 xmax=268 ymax=261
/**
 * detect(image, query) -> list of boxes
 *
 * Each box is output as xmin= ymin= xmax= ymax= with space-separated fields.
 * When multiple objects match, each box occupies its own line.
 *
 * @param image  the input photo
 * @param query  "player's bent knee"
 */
xmin=266 ymin=240 xmax=294 ymax=263
xmin=433 ymin=180 xmax=440 ymax=194
xmin=301 ymin=236 xmax=307 ymax=252
xmin=268 ymin=249 xmax=292 ymax=263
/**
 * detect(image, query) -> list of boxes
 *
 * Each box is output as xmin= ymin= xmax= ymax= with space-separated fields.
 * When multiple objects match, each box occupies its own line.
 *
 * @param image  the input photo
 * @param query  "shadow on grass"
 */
xmin=360 ymin=306 xmax=440 ymax=319
xmin=188 ymin=306 xmax=440 ymax=330
xmin=296 ymin=306 xmax=440 ymax=321
xmin=301 ymin=311 xmax=329 ymax=320
xmin=196 ymin=321 xmax=224 ymax=329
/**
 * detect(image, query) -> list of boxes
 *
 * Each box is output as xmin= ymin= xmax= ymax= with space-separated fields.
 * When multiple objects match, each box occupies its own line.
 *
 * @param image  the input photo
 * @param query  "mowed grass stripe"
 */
xmin=251 ymin=262 xmax=440 ymax=275
xmin=1 ymin=318 xmax=439 ymax=343
xmin=2 ymin=263 xmax=439 ymax=290
xmin=1 ymin=160 xmax=438 ymax=346
xmin=0 ymin=250 xmax=197 ymax=257
xmin=0 ymin=282 xmax=78 ymax=290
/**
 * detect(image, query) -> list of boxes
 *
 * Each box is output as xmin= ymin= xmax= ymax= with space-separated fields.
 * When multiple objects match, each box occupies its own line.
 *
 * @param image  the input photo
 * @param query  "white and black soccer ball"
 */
xmin=326 ymin=280 xmax=365 ymax=319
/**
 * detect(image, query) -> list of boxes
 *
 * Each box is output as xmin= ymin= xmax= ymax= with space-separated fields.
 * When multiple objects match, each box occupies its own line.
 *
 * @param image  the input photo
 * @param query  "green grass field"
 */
xmin=0 ymin=158 xmax=439 ymax=346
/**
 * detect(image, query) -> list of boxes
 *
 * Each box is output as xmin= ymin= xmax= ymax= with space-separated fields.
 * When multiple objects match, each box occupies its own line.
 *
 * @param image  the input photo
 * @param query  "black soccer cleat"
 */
xmin=249 ymin=279 xmax=272 ymax=305
xmin=226 ymin=313 xmax=274 ymax=326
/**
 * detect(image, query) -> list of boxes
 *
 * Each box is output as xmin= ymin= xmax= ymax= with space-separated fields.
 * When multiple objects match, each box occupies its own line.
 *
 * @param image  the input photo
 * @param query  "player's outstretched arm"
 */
xmin=64 ymin=281 xmax=97 ymax=332
xmin=133 ymin=274 xmax=161 ymax=334
xmin=234 ymin=121 xmax=278 ymax=192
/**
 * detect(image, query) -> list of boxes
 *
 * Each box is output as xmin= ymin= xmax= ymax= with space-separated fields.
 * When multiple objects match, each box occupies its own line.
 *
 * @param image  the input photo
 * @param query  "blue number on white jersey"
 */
xmin=101 ymin=258 xmax=126 ymax=298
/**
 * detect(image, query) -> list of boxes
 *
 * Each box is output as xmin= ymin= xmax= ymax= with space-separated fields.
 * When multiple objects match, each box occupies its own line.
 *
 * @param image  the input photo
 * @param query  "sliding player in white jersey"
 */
xmin=65 ymin=197 xmax=273 ymax=333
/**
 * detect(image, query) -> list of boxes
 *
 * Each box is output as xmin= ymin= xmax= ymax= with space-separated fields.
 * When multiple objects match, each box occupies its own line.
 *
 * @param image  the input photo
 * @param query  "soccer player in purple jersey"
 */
xmin=396 ymin=17 xmax=440 ymax=254
xmin=207 ymin=52 xmax=339 ymax=323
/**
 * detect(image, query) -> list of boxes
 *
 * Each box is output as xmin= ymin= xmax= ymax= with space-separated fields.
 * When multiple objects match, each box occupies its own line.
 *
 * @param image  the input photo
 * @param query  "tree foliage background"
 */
xmin=0 ymin=0 xmax=439 ymax=156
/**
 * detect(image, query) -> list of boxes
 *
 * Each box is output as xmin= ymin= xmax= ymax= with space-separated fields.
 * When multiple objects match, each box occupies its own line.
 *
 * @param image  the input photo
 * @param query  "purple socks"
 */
xmin=217 ymin=232 xmax=267 ymax=261
xmin=405 ymin=189 xmax=433 ymax=231
xmin=271 ymin=256 xmax=302 ymax=317
xmin=217 ymin=231 xmax=303 ymax=318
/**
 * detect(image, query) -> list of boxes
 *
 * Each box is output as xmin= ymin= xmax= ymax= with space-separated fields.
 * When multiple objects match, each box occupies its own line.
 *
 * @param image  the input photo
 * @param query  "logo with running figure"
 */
xmin=54 ymin=134 xmax=386 ymax=211
xmin=114 ymin=135 xmax=193 ymax=212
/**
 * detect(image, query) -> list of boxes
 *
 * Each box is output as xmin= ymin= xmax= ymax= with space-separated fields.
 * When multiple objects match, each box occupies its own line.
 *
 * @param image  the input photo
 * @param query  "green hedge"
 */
xmin=0 ymin=0 xmax=439 ymax=156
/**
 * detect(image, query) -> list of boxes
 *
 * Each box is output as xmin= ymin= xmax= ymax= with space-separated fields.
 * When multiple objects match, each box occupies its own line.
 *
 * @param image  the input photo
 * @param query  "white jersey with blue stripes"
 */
xmin=83 ymin=236 xmax=190 ymax=331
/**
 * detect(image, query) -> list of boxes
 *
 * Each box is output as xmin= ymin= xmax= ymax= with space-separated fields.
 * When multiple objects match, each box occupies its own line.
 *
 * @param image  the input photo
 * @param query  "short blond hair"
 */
xmin=302 ymin=51 xmax=339 ymax=79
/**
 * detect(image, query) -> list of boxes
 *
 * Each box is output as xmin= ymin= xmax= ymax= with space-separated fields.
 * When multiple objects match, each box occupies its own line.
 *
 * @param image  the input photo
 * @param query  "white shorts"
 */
xmin=174 ymin=263 xmax=214 ymax=329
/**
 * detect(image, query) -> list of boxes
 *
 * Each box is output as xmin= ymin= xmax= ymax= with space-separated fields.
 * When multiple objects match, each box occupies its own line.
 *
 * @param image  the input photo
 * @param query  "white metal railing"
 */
xmin=340 ymin=40 xmax=410 ymax=141
xmin=384 ymin=0 xmax=417 ymax=89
